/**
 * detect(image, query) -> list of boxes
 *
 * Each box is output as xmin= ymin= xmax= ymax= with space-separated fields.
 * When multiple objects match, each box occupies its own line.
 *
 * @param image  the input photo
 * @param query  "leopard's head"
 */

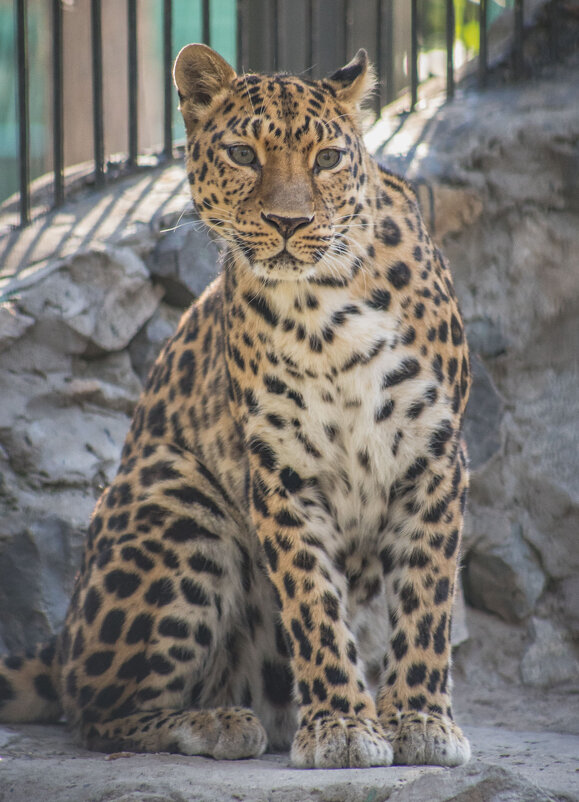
xmin=174 ymin=44 xmax=375 ymax=281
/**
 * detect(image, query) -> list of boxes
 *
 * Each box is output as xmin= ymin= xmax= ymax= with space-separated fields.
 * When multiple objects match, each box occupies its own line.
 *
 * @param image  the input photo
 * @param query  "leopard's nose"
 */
xmin=262 ymin=212 xmax=314 ymax=239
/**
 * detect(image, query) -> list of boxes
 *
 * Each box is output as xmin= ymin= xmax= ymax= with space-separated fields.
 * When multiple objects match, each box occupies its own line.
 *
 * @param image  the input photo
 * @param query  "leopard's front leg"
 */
xmin=249 ymin=460 xmax=393 ymax=769
xmin=376 ymin=442 xmax=471 ymax=766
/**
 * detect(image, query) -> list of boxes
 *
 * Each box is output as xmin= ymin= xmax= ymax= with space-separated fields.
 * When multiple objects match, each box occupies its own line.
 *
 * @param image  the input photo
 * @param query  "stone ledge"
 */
xmin=1 ymin=723 xmax=577 ymax=802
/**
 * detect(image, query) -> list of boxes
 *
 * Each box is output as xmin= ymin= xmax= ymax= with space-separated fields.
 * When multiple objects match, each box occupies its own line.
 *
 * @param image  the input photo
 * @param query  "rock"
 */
xmin=17 ymin=245 xmax=161 ymax=354
xmin=462 ymin=354 xmax=504 ymax=470
xmin=520 ymin=617 xmax=579 ymax=687
xmin=466 ymin=317 xmax=508 ymax=359
xmin=148 ymin=209 xmax=221 ymax=307
xmin=129 ymin=301 xmax=184 ymax=383
xmin=463 ymin=520 xmax=545 ymax=624
xmin=0 ymin=304 xmax=34 ymax=353
xmin=0 ymin=246 xmax=157 ymax=652
xmin=451 ymin=576 xmax=469 ymax=647
xmin=67 ymin=351 xmax=142 ymax=415
xmin=371 ymin=51 xmax=579 ymax=691
xmin=4 ymin=404 xmax=129 ymax=489
xmin=1 ymin=722 xmax=578 ymax=802
xmin=0 ymin=514 xmax=83 ymax=652
xmin=557 ymin=576 xmax=579 ymax=636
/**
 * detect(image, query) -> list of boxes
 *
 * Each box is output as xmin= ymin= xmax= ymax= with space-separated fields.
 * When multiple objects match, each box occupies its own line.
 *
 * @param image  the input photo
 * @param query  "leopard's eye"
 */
xmin=315 ymin=148 xmax=343 ymax=170
xmin=228 ymin=145 xmax=257 ymax=166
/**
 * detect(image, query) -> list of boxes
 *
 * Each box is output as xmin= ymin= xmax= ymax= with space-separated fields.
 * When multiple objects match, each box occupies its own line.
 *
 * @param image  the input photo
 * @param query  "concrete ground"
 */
xmin=1 ymin=719 xmax=577 ymax=802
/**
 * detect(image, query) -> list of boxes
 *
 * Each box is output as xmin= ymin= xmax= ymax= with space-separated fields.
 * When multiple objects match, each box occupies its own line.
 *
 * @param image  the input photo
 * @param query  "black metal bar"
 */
xmin=410 ymin=0 xmax=418 ymax=109
xmin=236 ymin=0 xmax=244 ymax=72
xmin=163 ymin=0 xmax=173 ymax=159
xmin=202 ymin=0 xmax=210 ymax=46
xmin=306 ymin=0 xmax=314 ymax=76
xmin=513 ymin=0 xmax=524 ymax=78
xmin=446 ymin=0 xmax=455 ymax=100
xmin=127 ymin=0 xmax=138 ymax=166
xmin=383 ymin=0 xmax=394 ymax=104
xmin=479 ymin=0 xmax=488 ymax=87
xmin=16 ymin=0 xmax=30 ymax=226
xmin=375 ymin=0 xmax=383 ymax=116
xmin=310 ymin=0 xmax=318 ymax=77
xmin=52 ymin=0 xmax=64 ymax=206
xmin=91 ymin=0 xmax=105 ymax=187
xmin=344 ymin=0 xmax=351 ymax=63
xmin=271 ymin=0 xmax=279 ymax=71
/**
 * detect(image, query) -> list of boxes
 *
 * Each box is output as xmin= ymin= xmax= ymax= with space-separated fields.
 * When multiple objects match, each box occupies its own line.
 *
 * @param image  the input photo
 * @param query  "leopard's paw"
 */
xmin=175 ymin=707 xmax=267 ymax=759
xmin=291 ymin=715 xmax=393 ymax=769
xmin=384 ymin=712 xmax=470 ymax=766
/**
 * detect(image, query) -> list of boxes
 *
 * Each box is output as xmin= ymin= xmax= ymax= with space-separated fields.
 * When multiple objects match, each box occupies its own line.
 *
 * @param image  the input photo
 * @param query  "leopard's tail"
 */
xmin=0 ymin=637 xmax=62 ymax=723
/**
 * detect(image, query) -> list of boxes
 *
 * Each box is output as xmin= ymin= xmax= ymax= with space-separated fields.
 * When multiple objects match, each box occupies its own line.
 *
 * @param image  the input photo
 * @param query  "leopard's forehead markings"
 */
xmin=223 ymin=74 xmax=346 ymax=143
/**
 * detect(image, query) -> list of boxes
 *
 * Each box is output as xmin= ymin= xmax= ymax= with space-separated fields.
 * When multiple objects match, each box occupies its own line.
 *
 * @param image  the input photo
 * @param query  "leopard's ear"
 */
xmin=326 ymin=49 xmax=375 ymax=108
xmin=174 ymin=44 xmax=236 ymax=131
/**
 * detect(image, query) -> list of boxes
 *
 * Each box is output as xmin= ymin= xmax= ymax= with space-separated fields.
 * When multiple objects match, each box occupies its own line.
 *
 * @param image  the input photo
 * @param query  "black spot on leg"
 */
xmin=283 ymin=572 xmax=296 ymax=598
xmin=180 ymin=577 xmax=211 ymax=606
xmin=444 ymin=529 xmax=459 ymax=559
xmin=262 ymin=659 xmax=293 ymax=707
xmin=415 ymin=613 xmax=433 ymax=649
xmin=433 ymin=614 xmax=447 ymax=654
xmin=408 ymin=694 xmax=426 ymax=711
xmin=293 ymin=550 xmax=316 ymax=571
xmin=195 ymin=623 xmax=213 ymax=647
xmin=391 ymin=631 xmax=408 ymax=661
xmin=117 ymin=652 xmax=150 ymax=682
xmin=330 ymin=695 xmax=350 ymax=713
xmin=144 ymin=578 xmax=176 ymax=607
xmin=400 ymin=583 xmax=420 ymax=615
xmin=33 ymin=674 xmax=58 ymax=702
xmin=324 ymin=665 xmax=349 ymax=686
xmin=147 ymin=400 xmax=167 ymax=437
xmin=434 ymin=577 xmax=450 ymax=604
xmin=427 ymin=668 xmax=441 ymax=694
xmin=84 ymin=651 xmax=115 ymax=676
xmin=83 ymin=587 xmax=102 ymax=625
xmin=322 ymin=592 xmax=340 ymax=620
xmin=159 ymin=617 xmax=190 ymax=639
xmin=99 ymin=610 xmax=126 ymax=644
xmin=291 ymin=619 xmax=312 ymax=660
xmin=105 ymin=570 xmax=141 ymax=599
xmin=263 ymin=537 xmax=279 ymax=572
xmin=379 ymin=545 xmax=395 ymax=574
xmin=406 ymin=663 xmax=427 ymax=687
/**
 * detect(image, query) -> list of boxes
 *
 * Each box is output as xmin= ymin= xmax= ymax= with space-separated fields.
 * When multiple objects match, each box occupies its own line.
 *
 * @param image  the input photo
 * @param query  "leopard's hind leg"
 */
xmin=62 ymin=448 xmax=272 ymax=758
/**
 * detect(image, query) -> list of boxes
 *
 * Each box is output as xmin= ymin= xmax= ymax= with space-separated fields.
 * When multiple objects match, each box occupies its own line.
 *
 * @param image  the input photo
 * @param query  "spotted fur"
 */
xmin=0 ymin=45 xmax=471 ymax=769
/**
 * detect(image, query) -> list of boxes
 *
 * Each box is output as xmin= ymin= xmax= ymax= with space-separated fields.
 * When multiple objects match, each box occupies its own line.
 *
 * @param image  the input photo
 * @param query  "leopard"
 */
xmin=0 ymin=44 xmax=471 ymax=769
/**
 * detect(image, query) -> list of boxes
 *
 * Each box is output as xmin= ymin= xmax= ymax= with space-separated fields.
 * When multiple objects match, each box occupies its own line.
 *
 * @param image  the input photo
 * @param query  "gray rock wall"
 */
xmin=373 ymin=56 xmax=579 ymax=689
xmin=0 ymin=181 xmax=220 ymax=653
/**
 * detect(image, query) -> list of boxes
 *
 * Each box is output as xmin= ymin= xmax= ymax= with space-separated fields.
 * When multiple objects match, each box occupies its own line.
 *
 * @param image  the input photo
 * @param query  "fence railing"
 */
xmin=8 ymin=0 xmax=533 ymax=229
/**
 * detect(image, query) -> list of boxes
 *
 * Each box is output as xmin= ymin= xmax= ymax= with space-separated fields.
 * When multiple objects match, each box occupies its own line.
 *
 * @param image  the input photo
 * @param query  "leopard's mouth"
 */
xmin=252 ymin=250 xmax=318 ymax=281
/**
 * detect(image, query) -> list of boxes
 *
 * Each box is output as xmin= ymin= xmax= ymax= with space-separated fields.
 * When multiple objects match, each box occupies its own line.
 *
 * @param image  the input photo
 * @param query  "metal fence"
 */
xmin=10 ymin=0 xmax=531 ymax=228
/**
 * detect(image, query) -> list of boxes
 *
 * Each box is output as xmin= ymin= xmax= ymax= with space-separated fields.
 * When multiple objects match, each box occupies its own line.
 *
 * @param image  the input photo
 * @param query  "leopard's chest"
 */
xmin=241 ymin=296 xmax=448 ymax=540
